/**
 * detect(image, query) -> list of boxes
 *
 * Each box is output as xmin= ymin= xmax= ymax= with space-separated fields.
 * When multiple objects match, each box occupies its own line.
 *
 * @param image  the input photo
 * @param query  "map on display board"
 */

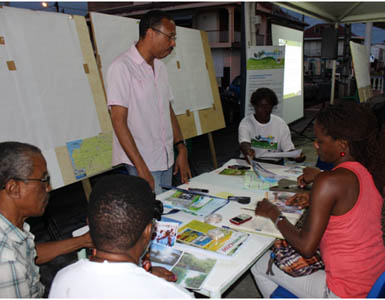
xmin=66 ymin=132 xmax=112 ymax=180
xmin=245 ymin=46 xmax=285 ymax=118
xmin=0 ymin=6 xmax=113 ymax=189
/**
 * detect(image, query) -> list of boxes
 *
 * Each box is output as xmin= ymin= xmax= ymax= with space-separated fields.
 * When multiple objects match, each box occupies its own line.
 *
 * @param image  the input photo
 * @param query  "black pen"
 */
xmin=188 ymin=188 xmax=209 ymax=193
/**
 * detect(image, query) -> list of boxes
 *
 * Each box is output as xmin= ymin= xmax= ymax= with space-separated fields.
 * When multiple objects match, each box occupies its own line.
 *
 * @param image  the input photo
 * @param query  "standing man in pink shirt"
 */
xmin=106 ymin=10 xmax=191 ymax=194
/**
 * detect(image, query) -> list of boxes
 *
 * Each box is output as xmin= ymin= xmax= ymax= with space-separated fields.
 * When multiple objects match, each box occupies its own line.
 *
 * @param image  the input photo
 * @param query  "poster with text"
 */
xmin=245 ymin=46 xmax=285 ymax=118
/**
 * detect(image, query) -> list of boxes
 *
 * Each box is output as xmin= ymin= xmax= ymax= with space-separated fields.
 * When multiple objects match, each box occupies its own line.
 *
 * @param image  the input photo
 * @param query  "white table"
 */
xmin=157 ymin=159 xmax=300 ymax=298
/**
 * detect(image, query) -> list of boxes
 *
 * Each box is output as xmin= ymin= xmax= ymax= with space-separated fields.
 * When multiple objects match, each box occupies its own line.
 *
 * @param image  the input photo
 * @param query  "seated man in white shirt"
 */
xmin=49 ymin=174 xmax=192 ymax=298
xmin=239 ymin=87 xmax=305 ymax=164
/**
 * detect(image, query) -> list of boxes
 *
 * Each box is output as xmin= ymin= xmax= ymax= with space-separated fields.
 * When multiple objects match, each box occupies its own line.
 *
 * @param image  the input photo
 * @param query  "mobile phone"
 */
xmin=229 ymin=214 xmax=252 ymax=225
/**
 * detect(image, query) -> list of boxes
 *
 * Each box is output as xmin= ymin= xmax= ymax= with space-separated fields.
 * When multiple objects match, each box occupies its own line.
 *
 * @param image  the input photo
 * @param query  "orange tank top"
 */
xmin=320 ymin=161 xmax=385 ymax=298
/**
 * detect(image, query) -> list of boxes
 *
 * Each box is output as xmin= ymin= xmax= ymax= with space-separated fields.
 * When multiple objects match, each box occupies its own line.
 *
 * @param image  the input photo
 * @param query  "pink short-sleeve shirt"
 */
xmin=106 ymin=45 xmax=174 ymax=171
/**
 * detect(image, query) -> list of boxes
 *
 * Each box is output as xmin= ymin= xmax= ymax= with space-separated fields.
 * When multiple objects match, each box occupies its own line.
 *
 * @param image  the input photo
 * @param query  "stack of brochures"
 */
xmin=163 ymin=190 xmax=228 ymax=217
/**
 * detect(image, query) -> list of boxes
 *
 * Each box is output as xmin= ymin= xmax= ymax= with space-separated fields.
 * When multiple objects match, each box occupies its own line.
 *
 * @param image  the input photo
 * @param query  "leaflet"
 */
xmin=177 ymin=220 xmax=249 ymax=257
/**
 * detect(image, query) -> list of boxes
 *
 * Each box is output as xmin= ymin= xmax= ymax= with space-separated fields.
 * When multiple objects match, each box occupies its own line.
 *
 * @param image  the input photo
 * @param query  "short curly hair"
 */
xmin=250 ymin=87 xmax=278 ymax=107
xmin=88 ymin=174 xmax=155 ymax=253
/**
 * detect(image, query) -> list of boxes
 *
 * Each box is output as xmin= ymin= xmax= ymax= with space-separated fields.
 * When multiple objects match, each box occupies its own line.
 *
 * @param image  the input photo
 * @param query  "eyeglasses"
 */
xmin=12 ymin=174 xmax=51 ymax=186
xmin=151 ymin=27 xmax=177 ymax=41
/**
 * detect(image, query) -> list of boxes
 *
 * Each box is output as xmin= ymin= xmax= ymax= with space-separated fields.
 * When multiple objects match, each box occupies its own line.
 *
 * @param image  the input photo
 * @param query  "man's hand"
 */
xmin=297 ymin=167 xmax=321 ymax=188
xmin=78 ymin=232 xmax=94 ymax=249
xmin=173 ymin=144 xmax=191 ymax=184
xmin=285 ymin=192 xmax=310 ymax=209
xmin=137 ymin=164 xmax=155 ymax=192
xmin=240 ymin=142 xmax=255 ymax=164
xmin=151 ymin=266 xmax=177 ymax=282
xmin=142 ymin=252 xmax=177 ymax=282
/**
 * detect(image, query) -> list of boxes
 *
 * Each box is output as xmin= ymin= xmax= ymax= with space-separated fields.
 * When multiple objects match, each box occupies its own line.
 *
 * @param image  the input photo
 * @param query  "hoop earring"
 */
xmin=340 ymin=152 xmax=345 ymax=157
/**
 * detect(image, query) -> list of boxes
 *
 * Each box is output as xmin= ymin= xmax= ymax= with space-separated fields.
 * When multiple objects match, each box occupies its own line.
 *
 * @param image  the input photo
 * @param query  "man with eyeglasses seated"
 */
xmin=0 ymin=141 xmax=93 ymax=298
xmin=49 ymin=174 xmax=192 ymax=298
xmin=106 ymin=9 xmax=191 ymax=195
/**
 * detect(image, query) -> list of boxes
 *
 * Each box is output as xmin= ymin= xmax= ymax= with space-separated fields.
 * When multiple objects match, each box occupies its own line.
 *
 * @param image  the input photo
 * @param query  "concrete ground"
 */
xmin=28 ymin=104 xmax=320 ymax=298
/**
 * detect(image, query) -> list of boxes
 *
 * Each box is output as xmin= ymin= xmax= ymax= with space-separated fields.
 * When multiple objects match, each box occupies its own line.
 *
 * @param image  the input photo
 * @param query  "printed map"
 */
xmin=67 ymin=132 xmax=112 ymax=179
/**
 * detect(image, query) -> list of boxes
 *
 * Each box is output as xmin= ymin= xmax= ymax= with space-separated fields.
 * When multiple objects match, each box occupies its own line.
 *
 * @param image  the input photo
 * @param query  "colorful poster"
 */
xmin=245 ymin=46 xmax=285 ymax=117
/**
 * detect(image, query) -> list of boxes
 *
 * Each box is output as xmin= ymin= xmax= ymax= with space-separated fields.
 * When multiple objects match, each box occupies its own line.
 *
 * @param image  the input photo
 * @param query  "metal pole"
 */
xmin=330 ymin=23 xmax=338 ymax=105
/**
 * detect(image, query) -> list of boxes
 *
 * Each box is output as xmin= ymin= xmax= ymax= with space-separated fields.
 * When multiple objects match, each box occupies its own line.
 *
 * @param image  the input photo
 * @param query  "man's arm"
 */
xmin=238 ymin=121 xmax=255 ymax=163
xmin=35 ymin=232 xmax=93 ymax=264
xmin=240 ymin=142 xmax=255 ymax=163
xmin=169 ymin=104 xmax=191 ymax=183
xmin=110 ymin=105 xmax=154 ymax=191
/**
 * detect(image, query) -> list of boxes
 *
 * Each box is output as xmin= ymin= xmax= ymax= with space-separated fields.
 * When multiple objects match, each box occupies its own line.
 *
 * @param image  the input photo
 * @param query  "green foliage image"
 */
xmin=172 ymin=253 xmax=216 ymax=289
xmin=247 ymin=57 xmax=284 ymax=70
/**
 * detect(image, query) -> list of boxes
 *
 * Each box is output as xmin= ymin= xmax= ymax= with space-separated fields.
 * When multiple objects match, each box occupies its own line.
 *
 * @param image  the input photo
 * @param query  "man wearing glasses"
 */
xmin=0 ymin=141 xmax=93 ymax=297
xmin=106 ymin=10 xmax=191 ymax=195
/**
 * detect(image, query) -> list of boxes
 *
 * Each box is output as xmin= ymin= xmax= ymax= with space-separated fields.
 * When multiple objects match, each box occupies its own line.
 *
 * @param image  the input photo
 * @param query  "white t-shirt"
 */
xmin=238 ymin=114 xmax=294 ymax=160
xmin=48 ymin=259 xmax=193 ymax=298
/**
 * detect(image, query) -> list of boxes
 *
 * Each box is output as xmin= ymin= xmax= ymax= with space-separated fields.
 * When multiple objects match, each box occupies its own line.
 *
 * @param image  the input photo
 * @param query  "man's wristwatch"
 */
xmin=174 ymin=140 xmax=186 ymax=147
xmin=274 ymin=213 xmax=286 ymax=228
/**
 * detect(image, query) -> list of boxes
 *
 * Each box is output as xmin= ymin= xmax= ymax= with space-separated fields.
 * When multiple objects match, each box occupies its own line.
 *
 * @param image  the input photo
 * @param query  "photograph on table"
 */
xmin=152 ymin=221 xmax=179 ymax=247
xmin=173 ymin=252 xmax=217 ymax=290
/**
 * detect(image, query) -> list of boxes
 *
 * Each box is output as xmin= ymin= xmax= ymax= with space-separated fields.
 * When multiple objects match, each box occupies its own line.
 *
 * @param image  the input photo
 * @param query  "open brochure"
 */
xmin=177 ymin=220 xmax=249 ymax=257
xmin=163 ymin=190 xmax=228 ymax=217
xmin=150 ymin=243 xmax=216 ymax=290
xmin=251 ymin=160 xmax=283 ymax=183
xmin=231 ymin=191 xmax=303 ymax=239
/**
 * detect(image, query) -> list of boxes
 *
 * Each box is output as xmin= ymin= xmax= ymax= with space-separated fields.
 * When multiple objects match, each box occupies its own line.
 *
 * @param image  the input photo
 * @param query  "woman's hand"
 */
xmin=255 ymin=198 xmax=281 ymax=222
xmin=297 ymin=167 xmax=321 ymax=188
xmin=285 ymin=192 xmax=310 ymax=209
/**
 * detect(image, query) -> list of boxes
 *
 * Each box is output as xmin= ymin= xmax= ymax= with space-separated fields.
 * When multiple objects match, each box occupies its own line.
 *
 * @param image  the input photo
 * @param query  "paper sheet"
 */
xmin=0 ymin=7 xmax=101 ymax=150
xmin=255 ymin=149 xmax=302 ymax=158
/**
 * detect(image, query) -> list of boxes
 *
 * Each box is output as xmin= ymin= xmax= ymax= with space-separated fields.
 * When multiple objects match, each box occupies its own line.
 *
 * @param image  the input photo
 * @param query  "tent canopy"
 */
xmin=277 ymin=2 xmax=385 ymax=24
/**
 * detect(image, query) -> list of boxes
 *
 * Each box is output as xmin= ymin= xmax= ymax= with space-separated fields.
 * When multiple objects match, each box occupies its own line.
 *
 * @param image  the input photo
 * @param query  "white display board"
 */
xmin=0 ymin=7 xmax=112 ymax=189
xmin=90 ymin=12 xmax=213 ymax=116
xmin=271 ymin=24 xmax=304 ymax=124
xmin=350 ymin=41 xmax=372 ymax=102
xmin=0 ymin=7 xmax=100 ymax=150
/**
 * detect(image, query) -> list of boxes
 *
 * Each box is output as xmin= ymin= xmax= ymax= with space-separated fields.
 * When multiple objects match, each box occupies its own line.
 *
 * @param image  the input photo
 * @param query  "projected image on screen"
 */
xmin=272 ymin=24 xmax=304 ymax=124
xmin=278 ymin=39 xmax=302 ymax=99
